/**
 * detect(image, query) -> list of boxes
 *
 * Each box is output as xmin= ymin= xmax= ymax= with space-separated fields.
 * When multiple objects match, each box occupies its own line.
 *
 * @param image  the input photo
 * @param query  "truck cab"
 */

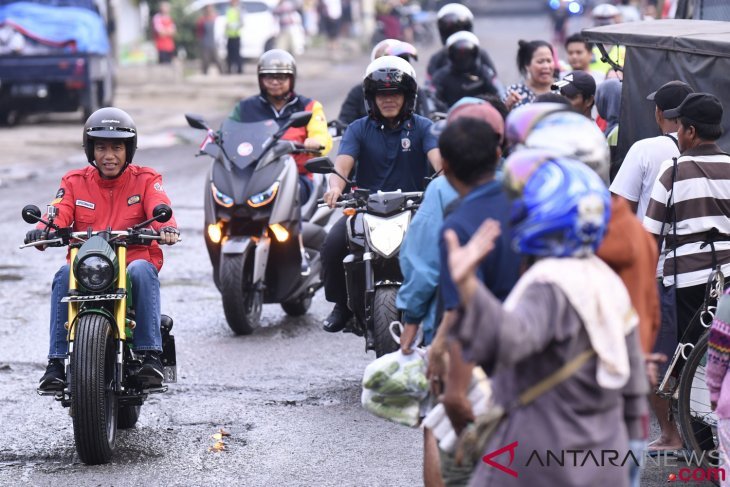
xmin=0 ymin=0 xmax=114 ymax=125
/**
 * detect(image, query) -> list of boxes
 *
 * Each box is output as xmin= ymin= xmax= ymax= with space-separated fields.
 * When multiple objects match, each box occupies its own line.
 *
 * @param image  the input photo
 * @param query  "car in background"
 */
xmin=186 ymin=0 xmax=279 ymax=61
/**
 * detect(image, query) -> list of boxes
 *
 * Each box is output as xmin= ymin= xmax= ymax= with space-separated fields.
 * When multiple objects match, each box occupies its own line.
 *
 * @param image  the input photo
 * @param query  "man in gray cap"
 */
xmin=611 ymin=80 xmax=694 ymax=218
xmin=643 ymin=92 xmax=730 ymax=454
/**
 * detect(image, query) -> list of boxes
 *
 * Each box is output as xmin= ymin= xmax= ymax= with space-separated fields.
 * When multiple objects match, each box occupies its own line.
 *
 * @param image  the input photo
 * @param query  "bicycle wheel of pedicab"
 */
xmin=71 ymin=313 xmax=118 ymax=464
xmin=677 ymin=331 xmax=719 ymax=475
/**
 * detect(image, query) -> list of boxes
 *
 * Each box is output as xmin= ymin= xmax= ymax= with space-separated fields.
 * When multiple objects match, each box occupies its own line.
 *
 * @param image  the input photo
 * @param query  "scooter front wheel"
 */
xmin=220 ymin=251 xmax=262 ymax=335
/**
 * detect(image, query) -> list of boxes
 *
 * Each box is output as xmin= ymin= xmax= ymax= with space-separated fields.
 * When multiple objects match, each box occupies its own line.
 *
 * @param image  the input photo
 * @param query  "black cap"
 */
xmin=663 ymin=92 xmax=723 ymax=125
xmin=551 ymin=71 xmax=596 ymax=99
xmin=647 ymin=81 xmax=694 ymax=113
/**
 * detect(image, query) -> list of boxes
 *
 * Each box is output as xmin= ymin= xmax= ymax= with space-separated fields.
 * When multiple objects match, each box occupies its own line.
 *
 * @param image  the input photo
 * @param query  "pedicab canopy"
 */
xmin=582 ymin=20 xmax=730 ymax=162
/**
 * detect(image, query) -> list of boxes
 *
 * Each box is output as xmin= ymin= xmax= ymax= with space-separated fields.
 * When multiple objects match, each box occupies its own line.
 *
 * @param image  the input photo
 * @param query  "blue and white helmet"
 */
xmin=504 ymin=151 xmax=611 ymax=257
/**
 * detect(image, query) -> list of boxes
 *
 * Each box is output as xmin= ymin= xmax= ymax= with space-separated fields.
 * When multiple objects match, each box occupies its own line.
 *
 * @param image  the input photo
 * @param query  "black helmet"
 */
xmin=437 ymin=3 xmax=474 ymax=46
xmin=257 ymin=49 xmax=297 ymax=95
xmin=446 ymin=31 xmax=480 ymax=73
xmin=83 ymin=107 xmax=137 ymax=167
xmin=363 ymin=56 xmax=418 ymax=124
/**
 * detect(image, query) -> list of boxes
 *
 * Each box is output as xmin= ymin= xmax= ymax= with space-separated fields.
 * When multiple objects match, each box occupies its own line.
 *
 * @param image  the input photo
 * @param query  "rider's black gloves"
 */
xmin=160 ymin=226 xmax=180 ymax=236
xmin=24 ymin=229 xmax=45 ymax=244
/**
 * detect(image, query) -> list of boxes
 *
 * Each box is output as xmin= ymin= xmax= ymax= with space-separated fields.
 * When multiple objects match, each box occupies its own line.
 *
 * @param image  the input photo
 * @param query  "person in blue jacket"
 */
xmin=397 ymin=98 xmax=506 ymax=353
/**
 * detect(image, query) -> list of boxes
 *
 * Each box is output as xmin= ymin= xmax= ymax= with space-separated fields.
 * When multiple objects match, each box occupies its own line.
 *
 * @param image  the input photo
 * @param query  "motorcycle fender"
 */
xmin=221 ymin=236 xmax=254 ymax=255
xmin=69 ymin=308 xmax=118 ymax=341
xmin=253 ymin=236 xmax=270 ymax=284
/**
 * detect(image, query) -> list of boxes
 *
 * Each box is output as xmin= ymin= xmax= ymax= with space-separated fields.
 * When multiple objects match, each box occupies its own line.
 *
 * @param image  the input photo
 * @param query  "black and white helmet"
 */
xmin=83 ymin=107 xmax=137 ymax=167
xmin=437 ymin=3 xmax=474 ymax=45
xmin=362 ymin=56 xmax=418 ymax=123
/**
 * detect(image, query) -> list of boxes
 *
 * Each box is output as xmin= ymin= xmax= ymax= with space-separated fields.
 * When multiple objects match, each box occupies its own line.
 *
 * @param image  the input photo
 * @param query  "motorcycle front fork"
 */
xmin=363 ymin=242 xmax=376 ymax=351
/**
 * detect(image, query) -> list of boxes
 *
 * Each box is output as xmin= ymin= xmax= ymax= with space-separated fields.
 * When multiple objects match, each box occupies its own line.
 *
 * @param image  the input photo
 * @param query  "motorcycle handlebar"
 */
xmin=19 ymin=229 xmax=181 ymax=249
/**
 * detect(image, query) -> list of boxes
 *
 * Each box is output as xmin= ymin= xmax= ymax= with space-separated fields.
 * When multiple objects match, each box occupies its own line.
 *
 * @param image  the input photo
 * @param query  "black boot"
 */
xmin=322 ymin=303 xmax=353 ymax=333
xmin=137 ymin=352 xmax=164 ymax=386
xmin=39 ymin=359 xmax=65 ymax=392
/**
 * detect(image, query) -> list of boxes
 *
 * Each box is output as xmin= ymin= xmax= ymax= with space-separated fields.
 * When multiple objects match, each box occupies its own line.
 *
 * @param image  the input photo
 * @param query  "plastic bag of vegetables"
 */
xmin=361 ymin=350 xmax=429 ymax=427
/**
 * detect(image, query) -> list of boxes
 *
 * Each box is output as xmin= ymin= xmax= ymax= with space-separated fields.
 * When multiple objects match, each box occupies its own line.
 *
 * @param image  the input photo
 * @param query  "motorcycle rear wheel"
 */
xmin=220 ymin=251 xmax=262 ymax=335
xmin=281 ymin=295 xmax=312 ymax=316
xmin=372 ymin=286 xmax=401 ymax=358
xmin=71 ymin=313 xmax=118 ymax=465
xmin=117 ymin=405 xmax=141 ymax=429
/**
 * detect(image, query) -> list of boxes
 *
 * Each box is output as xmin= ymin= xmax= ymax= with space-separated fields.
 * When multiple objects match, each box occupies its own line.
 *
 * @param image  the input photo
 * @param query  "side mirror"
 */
xmin=185 ymin=113 xmax=210 ymax=130
xmin=289 ymin=111 xmax=313 ymax=128
xmin=305 ymin=157 xmax=335 ymax=175
xmin=21 ymin=205 xmax=41 ymax=224
xmin=153 ymin=204 xmax=173 ymax=223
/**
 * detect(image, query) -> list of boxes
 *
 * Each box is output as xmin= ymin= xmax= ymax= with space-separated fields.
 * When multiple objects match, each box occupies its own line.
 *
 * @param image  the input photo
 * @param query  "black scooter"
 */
xmin=186 ymin=111 xmax=333 ymax=335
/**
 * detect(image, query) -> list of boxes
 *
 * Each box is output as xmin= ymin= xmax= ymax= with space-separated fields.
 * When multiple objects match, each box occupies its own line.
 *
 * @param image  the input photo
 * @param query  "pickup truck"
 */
xmin=0 ymin=0 xmax=114 ymax=125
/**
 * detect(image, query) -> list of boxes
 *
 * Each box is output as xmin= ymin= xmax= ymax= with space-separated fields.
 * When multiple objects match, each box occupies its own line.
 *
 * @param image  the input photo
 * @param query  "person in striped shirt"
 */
xmin=643 ymin=92 xmax=729 ymax=452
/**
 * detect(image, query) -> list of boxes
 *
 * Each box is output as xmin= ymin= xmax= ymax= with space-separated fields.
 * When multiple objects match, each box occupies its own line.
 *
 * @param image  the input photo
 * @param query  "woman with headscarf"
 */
xmin=444 ymin=151 xmax=648 ymax=487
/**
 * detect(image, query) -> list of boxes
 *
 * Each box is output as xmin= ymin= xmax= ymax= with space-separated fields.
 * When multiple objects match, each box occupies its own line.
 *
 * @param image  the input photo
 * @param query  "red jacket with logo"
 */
xmin=40 ymin=165 xmax=177 ymax=271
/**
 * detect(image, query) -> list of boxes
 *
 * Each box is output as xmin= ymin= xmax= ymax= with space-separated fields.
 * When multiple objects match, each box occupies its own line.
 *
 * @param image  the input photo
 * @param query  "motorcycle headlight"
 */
xmin=76 ymin=254 xmax=116 ymax=292
xmin=248 ymin=181 xmax=280 ymax=208
xmin=363 ymin=212 xmax=411 ymax=258
xmin=211 ymin=182 xmax=234 ymax=208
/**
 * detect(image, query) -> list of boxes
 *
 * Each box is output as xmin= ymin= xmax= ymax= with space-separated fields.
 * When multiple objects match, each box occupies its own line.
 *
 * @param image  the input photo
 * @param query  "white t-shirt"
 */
xmin=609 ymin=132 xmax=679 ymax=219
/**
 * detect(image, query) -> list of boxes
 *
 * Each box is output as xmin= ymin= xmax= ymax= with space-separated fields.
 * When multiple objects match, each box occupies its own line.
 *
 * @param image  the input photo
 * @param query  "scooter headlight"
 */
xmin=76 ymin=255 xmax=116 ymax=292
xmin=211 ymin=182 xmax=234 ymax=208
xmin=363 ymin=212 xmax=411 ymax=258
xmin=248 ymin=181 xmax=280 ymax=208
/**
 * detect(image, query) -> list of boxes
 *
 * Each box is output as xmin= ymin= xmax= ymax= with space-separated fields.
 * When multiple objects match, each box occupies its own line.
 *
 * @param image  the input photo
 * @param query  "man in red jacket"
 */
xmin=26 ymin=107 xmax=180 ymax=392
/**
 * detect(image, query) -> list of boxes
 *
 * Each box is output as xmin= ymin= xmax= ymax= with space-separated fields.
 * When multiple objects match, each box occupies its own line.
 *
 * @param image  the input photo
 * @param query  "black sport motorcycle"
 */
xmin=20 ymin=203 xmax=177 ymax=465
xmin=306 ymin=157 xmax=423 ymax=357
xmin=186 ymin=111 xmax=333 ymax=335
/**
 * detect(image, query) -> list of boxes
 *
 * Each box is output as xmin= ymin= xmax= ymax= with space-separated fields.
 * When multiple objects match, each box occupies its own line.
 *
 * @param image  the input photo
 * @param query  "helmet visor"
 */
xmin=502 ymin=149 xmax=555 ymax=198
xmin=86 ymin=126 xmax=136 ymax=139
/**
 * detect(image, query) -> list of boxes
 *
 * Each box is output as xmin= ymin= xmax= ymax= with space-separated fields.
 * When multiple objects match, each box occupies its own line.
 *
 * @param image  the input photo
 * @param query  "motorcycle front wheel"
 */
xmin=71 ymin=313 xmax=118 ymax=465
xmin=220 ymin=251 xmax=262 ymax=335
xmin=372 ymin=286 xmax=401 ymax=357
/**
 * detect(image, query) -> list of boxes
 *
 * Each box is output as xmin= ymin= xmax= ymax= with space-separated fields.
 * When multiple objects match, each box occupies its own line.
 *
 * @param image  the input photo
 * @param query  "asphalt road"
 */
xmin=0 ymin=12 xmax=713 ymax=487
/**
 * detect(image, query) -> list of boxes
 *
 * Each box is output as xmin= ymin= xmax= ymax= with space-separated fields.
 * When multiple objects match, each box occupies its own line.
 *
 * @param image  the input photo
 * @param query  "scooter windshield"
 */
xmin=218 ymin=118 xmax=280 ymax=170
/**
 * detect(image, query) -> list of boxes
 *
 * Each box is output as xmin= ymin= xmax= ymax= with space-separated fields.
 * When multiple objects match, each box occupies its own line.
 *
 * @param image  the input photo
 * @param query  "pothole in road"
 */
xmin=0 ymin=274 xmax=23 ymax=282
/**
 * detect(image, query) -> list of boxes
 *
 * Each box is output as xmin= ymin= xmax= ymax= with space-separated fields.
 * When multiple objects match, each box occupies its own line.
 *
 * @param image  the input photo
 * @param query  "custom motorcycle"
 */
xmin=20 ymin=203 xmax=177 ymax=465
xmin=306 ymin=157 xmax=422 ymax=357
xmin=186 ymin=111 xmax=332 ymax=335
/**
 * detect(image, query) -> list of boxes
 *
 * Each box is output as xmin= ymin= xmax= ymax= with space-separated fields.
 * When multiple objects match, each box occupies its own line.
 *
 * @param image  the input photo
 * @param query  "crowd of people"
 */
xmin=29 ymin=0 xmax=730 ymax=485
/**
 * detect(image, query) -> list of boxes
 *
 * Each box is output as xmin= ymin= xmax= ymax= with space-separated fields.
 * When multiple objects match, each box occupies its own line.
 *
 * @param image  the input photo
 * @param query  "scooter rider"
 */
xmin=431 ymin=31 xmax=503 ymax=108
xmin=321 ymin=56 xmax=441 ymax=333
xmin=426 ymin=3 xmax=498 ymax=80
xmin=228 ymin=49 xmax=333 ymax=273
xmin=228 ymin=49 xmax=333 ymax=206
xmin=27 ymin=107 xmax=180 ymax=392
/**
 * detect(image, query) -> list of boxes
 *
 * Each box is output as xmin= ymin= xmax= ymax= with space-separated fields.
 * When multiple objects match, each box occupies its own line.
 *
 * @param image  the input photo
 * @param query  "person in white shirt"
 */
xmin=610 ymin=80 xmax=694 ymax=218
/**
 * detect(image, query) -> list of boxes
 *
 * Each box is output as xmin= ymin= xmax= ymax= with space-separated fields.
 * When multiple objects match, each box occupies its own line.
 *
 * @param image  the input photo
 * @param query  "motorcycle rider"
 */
xmin=431 ymin=31 xmax=502 ymax=108
xmin=338 ymin=39 xmax=430 ymax=125
xmin=321 ymin=56 xmax=441 ymax=333
xmin=28 ymin=107 xmax=180 ymax=392
xmin=228 ymin=49 xmax=333 ymax=273
xmin=426 ymin=3 xmax=498 ymax=80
